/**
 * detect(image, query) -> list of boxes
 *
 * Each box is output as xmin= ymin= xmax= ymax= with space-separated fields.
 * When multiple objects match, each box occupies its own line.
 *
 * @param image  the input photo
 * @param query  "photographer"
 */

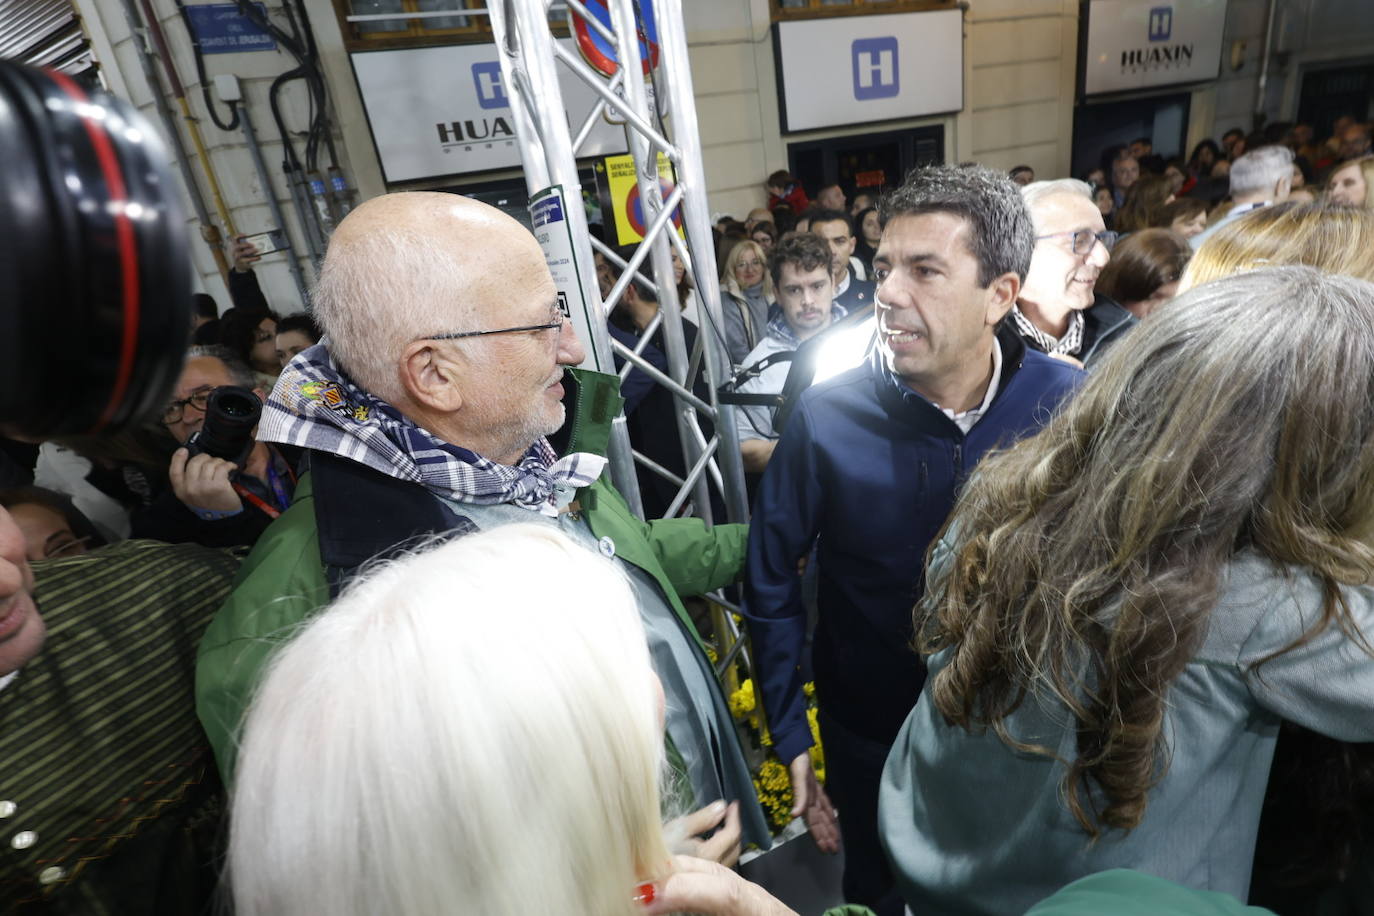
xmin=132 ymin=346 xmax=297 ymax=549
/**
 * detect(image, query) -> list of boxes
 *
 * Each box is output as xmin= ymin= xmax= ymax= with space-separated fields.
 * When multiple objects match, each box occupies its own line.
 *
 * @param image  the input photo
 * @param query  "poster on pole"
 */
xmin=593 ymin=153 xmax=683 ymax=247
xmin=529 ymin=185 xmax=604 ymax=372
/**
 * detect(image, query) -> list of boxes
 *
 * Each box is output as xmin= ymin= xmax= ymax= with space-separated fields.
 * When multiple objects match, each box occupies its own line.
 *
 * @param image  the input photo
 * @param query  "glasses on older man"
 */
xmin=1036 ymin=229 xmax=1119 ymax=256
xmin=417 ymin=308 xmax=565 ymax=343
xmin=161 ymin=386 xmax=213 ymax=425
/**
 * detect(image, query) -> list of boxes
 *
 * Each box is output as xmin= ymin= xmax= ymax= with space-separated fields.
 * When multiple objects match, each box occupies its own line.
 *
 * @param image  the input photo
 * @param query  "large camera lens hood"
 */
xmin=0 ymin=59 xmax=190 ymax=437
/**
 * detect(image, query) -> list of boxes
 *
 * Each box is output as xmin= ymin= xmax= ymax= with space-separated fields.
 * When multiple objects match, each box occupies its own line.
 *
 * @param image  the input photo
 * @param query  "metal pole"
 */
xmin=115 ymin=0 xmax=231 ymax=279
xmin=489 ymin=0 xmax=646 ymax=518
xmin=1253 ymin=0 xmax=1279 ymax=131
xmin=653 ymin=0 xmax=750 ymax=522
xmin=606 ymin=0 xmax=712 ymax=522
xmin=235 ymin=99 xmax=312 ymax=305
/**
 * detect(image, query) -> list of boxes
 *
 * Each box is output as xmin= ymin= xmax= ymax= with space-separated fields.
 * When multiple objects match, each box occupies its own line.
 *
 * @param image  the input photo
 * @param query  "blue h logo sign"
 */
xmin=1148 ymin=6 xmax=1173 ymax=42
xmin=472 ymin=61 xmax=507 ymax=109
xmin=852 ymin=37 xmax=899 ymax=100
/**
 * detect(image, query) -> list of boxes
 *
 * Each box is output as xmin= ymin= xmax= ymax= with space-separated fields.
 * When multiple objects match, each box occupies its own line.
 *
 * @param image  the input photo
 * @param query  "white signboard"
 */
xmin=352 ymin=40 xmax=628 ymax=183
xmin=529 ymin=185 xmax=605 ymax=372
xmin=1083 ymin=0 xmax=1228 ymax=96
xmin=775 ymin=9 xmax=963 ymax=134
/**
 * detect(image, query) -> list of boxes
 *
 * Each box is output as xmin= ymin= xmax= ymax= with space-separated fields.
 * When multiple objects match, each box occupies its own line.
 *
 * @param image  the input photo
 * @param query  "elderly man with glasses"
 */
xmin=1011 ymin=179 xmax=1137 ymax=369
xmin=131 ymin=345 xmax=297 ymax=549
xmin=194 ymin=192 xmax=771 ymax=858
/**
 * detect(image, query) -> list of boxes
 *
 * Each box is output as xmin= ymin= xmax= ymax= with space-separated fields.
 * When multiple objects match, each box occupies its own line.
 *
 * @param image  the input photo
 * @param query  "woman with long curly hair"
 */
xmin=879 ymin=266 xmax=1374 ymax=914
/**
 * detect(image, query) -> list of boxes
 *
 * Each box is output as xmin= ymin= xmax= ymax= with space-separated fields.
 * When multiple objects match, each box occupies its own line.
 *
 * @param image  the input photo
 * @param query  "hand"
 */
xmin=669 ymin=800 xmax=742 ymax=868
xmin=641 ymin=855 xmax=798 ymax=916
xmin=169 ymin=448 xmax=243 ymax=513
xmin=788 ymin=752 xmax=840 ymax=854
xmin=231 ymin=236 xmax=262 ymax=273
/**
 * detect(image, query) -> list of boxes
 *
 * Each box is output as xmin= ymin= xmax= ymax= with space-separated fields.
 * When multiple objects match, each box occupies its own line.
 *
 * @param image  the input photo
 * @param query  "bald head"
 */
xmin=313 ymin=192 xmax=551 ymax=402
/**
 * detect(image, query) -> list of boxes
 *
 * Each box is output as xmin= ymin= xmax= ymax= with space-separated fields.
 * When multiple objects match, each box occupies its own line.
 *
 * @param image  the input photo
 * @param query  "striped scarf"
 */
xmin=260 ymin=344 xmax=605 ymax=517
xmin=1011 ymin=305 xmax=1084 ymax=357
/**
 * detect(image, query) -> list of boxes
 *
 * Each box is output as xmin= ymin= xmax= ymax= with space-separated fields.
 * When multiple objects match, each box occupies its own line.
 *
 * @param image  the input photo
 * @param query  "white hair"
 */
xmin=1228 ymin=146 xmax=1295 ymax=199
xmin=1020 ymin=178 xmax=1094 ymax=222
xmin=310 ymin=227 xmax=483 ymax=402
xmin=228 ymin=525 xmax=671 ymax=916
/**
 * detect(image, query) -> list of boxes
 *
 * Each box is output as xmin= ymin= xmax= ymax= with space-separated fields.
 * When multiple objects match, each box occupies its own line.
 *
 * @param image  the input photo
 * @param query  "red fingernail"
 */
xmin=634 ymin=882 xmax=656 ymax=905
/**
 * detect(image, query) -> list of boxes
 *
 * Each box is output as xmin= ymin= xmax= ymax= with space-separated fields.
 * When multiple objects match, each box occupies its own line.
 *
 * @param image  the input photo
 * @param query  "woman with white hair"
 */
xmin=228 ymin=525 xmax=800 ymax=916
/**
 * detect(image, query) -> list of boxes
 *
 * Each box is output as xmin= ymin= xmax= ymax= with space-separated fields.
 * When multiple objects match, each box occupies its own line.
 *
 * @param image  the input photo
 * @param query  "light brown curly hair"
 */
xmin=917 ymin=266 xmax=1374 ymax=836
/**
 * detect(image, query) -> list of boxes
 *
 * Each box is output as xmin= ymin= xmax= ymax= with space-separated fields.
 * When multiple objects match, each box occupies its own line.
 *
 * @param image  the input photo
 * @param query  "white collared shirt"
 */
xmin=934 ymin=342 xmax=1003 ymax=434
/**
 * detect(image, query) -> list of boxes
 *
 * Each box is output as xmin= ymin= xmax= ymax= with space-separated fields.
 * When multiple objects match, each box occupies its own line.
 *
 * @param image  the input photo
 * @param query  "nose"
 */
xmin=1088 ymin=239 xmax=1111 ymax=268
xmin=0 ymin=508 xmax=26 ymax=600
xmin=558 ymin=319 xmax=586 ymax=367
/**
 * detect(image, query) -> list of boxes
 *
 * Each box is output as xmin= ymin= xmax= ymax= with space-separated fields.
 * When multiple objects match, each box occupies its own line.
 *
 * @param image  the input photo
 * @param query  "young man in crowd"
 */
xmin=735 ymin=234 xmax=849 ymax=473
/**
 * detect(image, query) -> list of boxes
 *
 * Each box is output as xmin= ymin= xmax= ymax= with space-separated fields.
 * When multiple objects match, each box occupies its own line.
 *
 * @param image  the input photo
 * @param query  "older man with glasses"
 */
xmin=1011 ymin=179 xmax=1137 ymax=369
xmin=194 ymin=192 xmax=772 ymax=859
xmin=130 ymin=345 xmax=296 ymax=549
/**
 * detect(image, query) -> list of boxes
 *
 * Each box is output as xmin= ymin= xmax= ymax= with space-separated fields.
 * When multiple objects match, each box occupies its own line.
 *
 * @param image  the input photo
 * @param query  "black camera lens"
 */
xmin=186 ymin=387 xmax=262 ymax=466
xmin=0 ymin=59 xmax=190 ymax=439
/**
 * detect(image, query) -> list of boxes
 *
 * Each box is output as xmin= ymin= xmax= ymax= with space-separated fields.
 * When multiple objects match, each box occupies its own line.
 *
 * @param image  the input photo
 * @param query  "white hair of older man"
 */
xmin=228 ymin=524 xmax=673 ymax=916
xmin=310 ymin=226 xmax=485 ymax=403
xmin=1020 ymin=179 xmax=1094 ymax=226
xmin=1228 ymin=146 xmax=1295 ymax=199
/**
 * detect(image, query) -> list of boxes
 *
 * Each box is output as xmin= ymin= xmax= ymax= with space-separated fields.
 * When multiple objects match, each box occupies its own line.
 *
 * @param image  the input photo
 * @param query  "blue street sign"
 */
xmin=185 ymin=3 xmax=276 ymax=55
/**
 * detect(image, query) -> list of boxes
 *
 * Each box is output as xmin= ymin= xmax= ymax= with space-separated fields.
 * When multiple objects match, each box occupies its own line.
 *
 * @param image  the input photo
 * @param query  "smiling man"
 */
xmin=196 ymin=192 xmax=771 ymax=856
xmin=743 ymin=165 xmax=1082 ymax=914
xmin=1012 ymin=179 xmax=1136 ymax=369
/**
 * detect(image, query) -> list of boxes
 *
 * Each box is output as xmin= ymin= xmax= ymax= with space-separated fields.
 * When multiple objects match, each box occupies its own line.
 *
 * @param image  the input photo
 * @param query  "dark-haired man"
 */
xmin=816 ymin=182 xmax=846 ymax=212
xmin=810 ymin=208 xmax=874 ymax=311
xmin=735 ymin=234 xmax=847 ymax=473
xmin=744 ymin=165 xmax=1082 ymax=913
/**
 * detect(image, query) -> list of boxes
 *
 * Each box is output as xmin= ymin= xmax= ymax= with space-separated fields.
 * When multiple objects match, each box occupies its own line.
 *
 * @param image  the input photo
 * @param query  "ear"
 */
xmin=984 ymin=272 xmax=1021 ymax=326
xmin=398 ymin=340 xmax=465 ymax=413
xmin=1276 ymin=175 xmax=1292 ymax=199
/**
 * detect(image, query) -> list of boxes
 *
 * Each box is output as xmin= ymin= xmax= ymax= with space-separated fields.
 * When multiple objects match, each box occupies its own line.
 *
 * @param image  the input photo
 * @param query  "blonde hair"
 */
xmin=720 ymin=239 xmax=775 ymax=301
xmin=228 ymin=525 xmax=671 ymax=916
xmin=921 ymin=266 xmax=1374 ymax=836
xmin=1181 ymin=201 xmax=1374 ymax=291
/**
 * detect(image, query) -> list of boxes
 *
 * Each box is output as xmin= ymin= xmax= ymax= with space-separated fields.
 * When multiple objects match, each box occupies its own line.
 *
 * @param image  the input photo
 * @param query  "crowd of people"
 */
xmin=2 ymin=110 xmax=1374 ymax=916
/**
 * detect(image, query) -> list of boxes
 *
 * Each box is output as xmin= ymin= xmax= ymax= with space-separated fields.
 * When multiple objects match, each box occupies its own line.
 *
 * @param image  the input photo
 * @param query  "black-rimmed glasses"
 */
xmin=417 ymin=315 xmax=565 ymax=343
xmin=161 ymin=387 xmax=213 ymax=425
xmin=1036 ymin=229 xmax=1119 ymax=255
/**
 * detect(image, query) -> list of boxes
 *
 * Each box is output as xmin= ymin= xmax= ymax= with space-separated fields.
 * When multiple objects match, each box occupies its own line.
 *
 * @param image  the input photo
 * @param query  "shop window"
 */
xmin=335 ymin=0 xmax=567 ymax=50
xmin=772 ymin=0 xmax=956 ymax=21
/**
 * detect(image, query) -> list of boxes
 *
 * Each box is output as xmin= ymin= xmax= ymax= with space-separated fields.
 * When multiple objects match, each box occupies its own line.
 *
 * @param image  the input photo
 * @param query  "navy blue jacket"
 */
xmin=743 ymin=328 xmax=1082 ymax=764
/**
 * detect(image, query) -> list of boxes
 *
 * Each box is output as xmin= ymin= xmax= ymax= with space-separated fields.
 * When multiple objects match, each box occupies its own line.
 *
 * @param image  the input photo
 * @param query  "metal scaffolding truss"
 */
xmin=486 ymin=0 xmax=751 ymax=532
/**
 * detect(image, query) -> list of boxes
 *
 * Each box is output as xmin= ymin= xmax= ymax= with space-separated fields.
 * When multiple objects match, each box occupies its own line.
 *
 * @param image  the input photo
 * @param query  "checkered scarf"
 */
xmin=1010 ymin=305 xmax=1085 ymax=357
xmin=764 ymin=301 xmax=849 ymax=349
xmin=260 ymin=344 xmax=606 ymax=517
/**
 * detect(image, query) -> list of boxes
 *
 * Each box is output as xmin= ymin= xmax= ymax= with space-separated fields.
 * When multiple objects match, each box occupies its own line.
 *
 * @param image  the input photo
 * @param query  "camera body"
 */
xmin=185 ymin=386 xmax=262 ymax=469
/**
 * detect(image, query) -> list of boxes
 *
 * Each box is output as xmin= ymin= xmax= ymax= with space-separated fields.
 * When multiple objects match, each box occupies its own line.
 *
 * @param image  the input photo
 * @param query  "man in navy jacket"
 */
xmin=743 ymin=165 xmax=1083 ymax=914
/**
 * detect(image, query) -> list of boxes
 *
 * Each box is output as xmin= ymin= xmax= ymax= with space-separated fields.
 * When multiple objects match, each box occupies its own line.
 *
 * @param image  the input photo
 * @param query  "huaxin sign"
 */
xmin=1083 ymin=0 xmax=1227 ymax=96
xmin=352 ymin=41 xmax=627 ymax=183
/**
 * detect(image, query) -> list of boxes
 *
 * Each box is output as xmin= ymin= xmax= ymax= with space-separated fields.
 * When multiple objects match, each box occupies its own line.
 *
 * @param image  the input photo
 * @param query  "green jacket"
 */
xmin=194 ymin=368 xmax=748 ymax=785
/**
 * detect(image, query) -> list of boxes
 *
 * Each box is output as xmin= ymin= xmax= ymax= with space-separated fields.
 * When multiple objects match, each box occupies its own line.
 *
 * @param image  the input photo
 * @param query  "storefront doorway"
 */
xmin=1072 ymin=92 xmax=1191 ymax=178
xmin=787 ymin=125 xmax=944 ymax=204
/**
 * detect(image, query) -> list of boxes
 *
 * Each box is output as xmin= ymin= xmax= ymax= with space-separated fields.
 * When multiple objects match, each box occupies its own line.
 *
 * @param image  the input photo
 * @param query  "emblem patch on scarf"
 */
xmin=300 ymin=380 xmax=370 ymax=422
